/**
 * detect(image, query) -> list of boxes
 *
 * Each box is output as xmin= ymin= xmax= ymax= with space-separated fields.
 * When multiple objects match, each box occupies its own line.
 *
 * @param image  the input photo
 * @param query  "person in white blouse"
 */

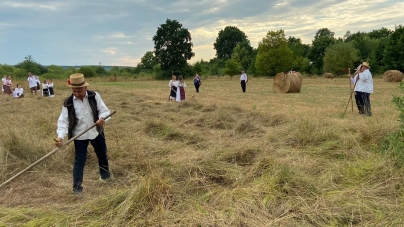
xmin=176 ymin=76 xmax=186 ymax=102
xmin=47 ymin=79 xmax=54 ymax=97
xmin=13 ymin=84 xmax=24 ymax=98
xmin=27 ymin=72 xmax=38 ymax=95
xmin=2 ymin=75 xmax=6 ymax=94
xmin=168 ymin=75 xmax=178 ymax=101
xmin=240 ymin=70 xmax=248 ymax=93
xmin=42 ymin=80 xmax=49 ymax=97
xmin=349 ymin=62 xmax=373 ymax=116
xmin=54 ymin=73 xmax=111 ymax=194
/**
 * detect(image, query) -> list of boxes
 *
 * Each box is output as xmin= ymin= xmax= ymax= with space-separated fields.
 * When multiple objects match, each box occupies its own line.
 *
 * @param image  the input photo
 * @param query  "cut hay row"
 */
xmin=383 ymin=70 xmax=403 ymax=82
xmin=273 ymin=72 xmax=303 ymax=93
xmin=322 ymin=73 xmax=334 ymax=78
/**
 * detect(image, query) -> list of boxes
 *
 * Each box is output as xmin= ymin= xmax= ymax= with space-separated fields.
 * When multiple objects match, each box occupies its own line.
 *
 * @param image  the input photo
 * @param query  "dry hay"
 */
xmin=383 ymin=70 xmax=403 ymax=82
xmin=322 ymin=73 xmax=334 ymax=78
xmin=273 ymin=72 xmax=303 ymax=93
xmin=109 ymin=76 xmax=117 ymax=82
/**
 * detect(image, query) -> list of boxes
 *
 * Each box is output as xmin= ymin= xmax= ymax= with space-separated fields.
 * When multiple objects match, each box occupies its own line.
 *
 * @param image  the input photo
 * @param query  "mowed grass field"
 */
xmin=0 ymin=75 xmax=403 ymax=226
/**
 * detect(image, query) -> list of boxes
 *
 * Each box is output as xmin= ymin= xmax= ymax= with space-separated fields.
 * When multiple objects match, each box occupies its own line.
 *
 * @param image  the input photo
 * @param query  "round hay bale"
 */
xmin=273 ymin=72 xmax=303 ymax=93
xmin=109 ymin=76 xmax=117 ymax=82
xmin=295 ymin=72 xmax=303 ymax=81
xmin=322 ymin=73 xmax=334 ymax=78
xmin=383 ymin=70 xmax=403 ymax=82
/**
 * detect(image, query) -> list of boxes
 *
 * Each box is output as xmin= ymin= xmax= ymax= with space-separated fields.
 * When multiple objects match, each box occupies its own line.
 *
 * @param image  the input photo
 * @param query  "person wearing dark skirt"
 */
xmin=168 ymin=75 xmax=178 ymax=101
xmin=48 ymin=79 xmax=54 ymax=97
xmin=3 ymin=76 xmax=13 ymax=95
xmin=42 ymin=80 xmax=49 ymax=97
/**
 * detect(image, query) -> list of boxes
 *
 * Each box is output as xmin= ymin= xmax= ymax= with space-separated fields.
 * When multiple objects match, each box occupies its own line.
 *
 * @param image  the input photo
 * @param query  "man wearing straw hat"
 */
xmin=55 ymin=73 xmax=111 ymax=194
xmin=349 ymin=62 xmax=373 ymax=116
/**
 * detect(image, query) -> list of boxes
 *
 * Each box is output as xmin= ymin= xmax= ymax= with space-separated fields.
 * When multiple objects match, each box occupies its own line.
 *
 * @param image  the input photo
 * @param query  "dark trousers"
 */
xmin=354 ymin=91 xmax=371 ymax=116
xmin=241 ymin=80 xmax=246 ymax=92
xmin=73 ymin=133 xmax=110 ymax=191
xmin=194 ymin=84 xmax=200 ymax=93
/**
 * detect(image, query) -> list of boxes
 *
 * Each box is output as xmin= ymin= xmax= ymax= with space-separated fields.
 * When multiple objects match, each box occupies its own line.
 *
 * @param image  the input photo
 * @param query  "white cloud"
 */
xmin=101 ymin=48 xmax=117 ymax=55
xmin=0 ymin=0 xmax=403 ymax=66
xmin=0 ymin=1 xmax=65 ymax=11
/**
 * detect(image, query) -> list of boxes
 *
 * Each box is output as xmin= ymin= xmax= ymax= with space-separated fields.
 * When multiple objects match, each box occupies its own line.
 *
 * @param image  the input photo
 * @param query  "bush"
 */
xmin=78 ymin=66 xmax=97 ymax=77
xmin=379 ymin=82 xmax=404 ymax=165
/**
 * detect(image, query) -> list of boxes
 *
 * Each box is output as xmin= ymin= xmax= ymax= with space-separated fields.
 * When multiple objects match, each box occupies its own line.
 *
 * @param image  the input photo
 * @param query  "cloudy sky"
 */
xmin=0 ymin=0 xmax=403 ymax=67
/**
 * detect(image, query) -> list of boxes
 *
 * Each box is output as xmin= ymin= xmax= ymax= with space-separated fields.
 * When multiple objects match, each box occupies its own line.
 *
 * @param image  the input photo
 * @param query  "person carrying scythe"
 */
xmin=168 ymin=75 xmax=178 ymax=101
xmin=348 ymin=62 xmax=373 ymax=116
xmin=55 ymin=73 xmax=112 ymax=194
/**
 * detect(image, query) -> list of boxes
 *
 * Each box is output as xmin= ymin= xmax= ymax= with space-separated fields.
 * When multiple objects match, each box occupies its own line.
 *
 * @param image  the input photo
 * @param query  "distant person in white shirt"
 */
xmin=240 ymin=70 xmax=248 ymax=93
xmin=168 ymin=75 xmax=178 ymax=101
xmin=42 ymin=80 xmax=49 ymax=97
xmin=13 ymin=84 xmax=24 ymax=98
xmin=2 ymin=75 xmax=6 ymax=94
xmin=47 ymin=79 xmax=55 ymax=97
xmin=54 ymin=73 xmax=111 ymax=194
xmin=349 ymin=62 xmax=373 ymax=116
xmin=27 ymin=72 xmax=38 ymax=95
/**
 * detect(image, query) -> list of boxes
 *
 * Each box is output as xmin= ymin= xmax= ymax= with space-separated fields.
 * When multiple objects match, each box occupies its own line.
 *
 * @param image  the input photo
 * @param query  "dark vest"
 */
xmin=63 ymin=90 xmax=102 ymax=139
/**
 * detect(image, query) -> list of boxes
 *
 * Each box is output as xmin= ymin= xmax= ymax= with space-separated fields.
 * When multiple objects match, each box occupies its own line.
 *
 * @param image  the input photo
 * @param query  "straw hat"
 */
xmin=68 ymin=73 xmax=89 ymax=87
xmin=361 ymin=62 xmax=370 ymax=68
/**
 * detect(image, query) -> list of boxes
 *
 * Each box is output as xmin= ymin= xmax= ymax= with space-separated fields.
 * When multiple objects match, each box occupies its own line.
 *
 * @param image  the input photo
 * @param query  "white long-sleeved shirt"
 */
xmin=28 ymin=76 xmax=37 ymax=88
xmin=177 ymin=81 xmax=186 ymax=88
xmin=13 ymin=88 xmax=24 ymax=98
xmin=56 ymin=91 xmax=110 ymax=140
xmin=240 ymin=73 xmax=248 ymax=82
xmin=169 ymin=80 xmax=178 ymax=87
xmin=351 ymin=69 xmax=373 ymax=94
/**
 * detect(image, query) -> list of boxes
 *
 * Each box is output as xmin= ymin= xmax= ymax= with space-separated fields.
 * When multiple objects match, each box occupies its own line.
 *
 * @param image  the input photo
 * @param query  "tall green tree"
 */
xmin=383 ymin=25 xmax=404 ymax=71
xmin=323 ymin=42 xmax=359 ymax=75
xmin=255 ymin=29 xmax=293 ymax=76
xmin=214 ymin=26 xmax=248 ymax=59
xmin=224 ymin=59 xmax=241 ymax=79
xmin=78 ymin=66 xmax=96 ymax=77
xmin=368 ymin=27 xmax=392 ymax=39
xmin=138 ymin=51 xmax=158 ymax=72
xmin=287 ymin=36 xmax=310 ymax=72
xmin=14 ymin=55 xmax=47 ymax=75
xmin=193 ymin=59 xmax=209 ymax=75
xmin=287 ymin=36 xmax=306 ymax=57
xmin=153 ymin=19 xmax=194 ymax=79
xmin=346 ymin=32 xmax=375 ymax=62
xmin=307 ymin=28 xmax=336 ymax=73
xmin=231 ymin=40 xmax=254 ymax=71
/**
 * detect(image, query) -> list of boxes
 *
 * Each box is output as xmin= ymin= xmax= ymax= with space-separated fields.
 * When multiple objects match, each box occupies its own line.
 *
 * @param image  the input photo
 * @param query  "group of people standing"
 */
xmin=168 ymin=74 xmax=202 ymax=102
xmin=1 ymin=73 xmax=55 ymax=98
xmin=27 ymin=72 xmax=55 ymax=97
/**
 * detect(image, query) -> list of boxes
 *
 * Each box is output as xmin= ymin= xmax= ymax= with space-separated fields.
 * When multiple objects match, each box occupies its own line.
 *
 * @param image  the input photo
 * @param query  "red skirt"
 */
xmin=179 ymin=87 xmax=185 ymax=100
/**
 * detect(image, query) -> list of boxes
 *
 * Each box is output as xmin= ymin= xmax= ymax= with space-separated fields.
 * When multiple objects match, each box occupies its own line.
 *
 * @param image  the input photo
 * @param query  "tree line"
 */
xmin=2 ymin=19 xmax=404 ymax=80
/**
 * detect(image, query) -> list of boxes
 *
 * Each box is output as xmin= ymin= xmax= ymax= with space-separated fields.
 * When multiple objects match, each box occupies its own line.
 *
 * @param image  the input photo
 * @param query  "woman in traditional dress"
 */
xmin=176 ymin=76 xmax=186 ymax=102
xmin=47 ymin=79 xmax=54 ymax=97
xmin=42 ymin=80 xmax=49 ymax=97
xmin=168 ymin=75 xmax=178 ymax=101
xmin=3 ymin=76 xmax=13 ymax=95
